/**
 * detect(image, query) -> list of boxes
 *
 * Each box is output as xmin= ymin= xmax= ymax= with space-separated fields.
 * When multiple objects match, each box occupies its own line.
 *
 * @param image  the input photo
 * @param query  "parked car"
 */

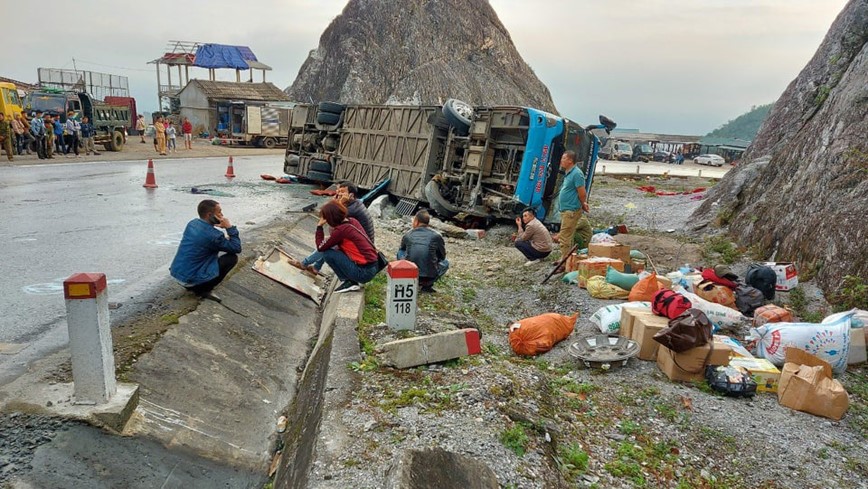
xmin=632 ymin=143 xmax=654 ymax=162
xmin=613 ymin=142 xmax=633 ymax=161
xmin=653 ymin=150 xmax=671 ymax=162
xmin=694 ymin=154 xmax=726 ymax=167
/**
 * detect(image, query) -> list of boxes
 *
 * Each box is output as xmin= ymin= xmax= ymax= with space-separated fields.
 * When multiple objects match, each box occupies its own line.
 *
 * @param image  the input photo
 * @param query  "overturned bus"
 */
xmin=283 ymin=99 xmax=615 ymax=224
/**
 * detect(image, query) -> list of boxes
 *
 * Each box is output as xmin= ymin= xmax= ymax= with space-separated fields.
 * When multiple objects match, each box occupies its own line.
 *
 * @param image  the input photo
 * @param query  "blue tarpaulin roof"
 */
xmin=193 ymin=44 xmax=260 ymax=70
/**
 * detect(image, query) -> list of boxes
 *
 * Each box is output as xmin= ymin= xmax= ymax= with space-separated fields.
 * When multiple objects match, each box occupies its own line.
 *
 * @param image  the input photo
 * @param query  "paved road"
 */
xmin=0 ymin=155 xmax=314 ymax=382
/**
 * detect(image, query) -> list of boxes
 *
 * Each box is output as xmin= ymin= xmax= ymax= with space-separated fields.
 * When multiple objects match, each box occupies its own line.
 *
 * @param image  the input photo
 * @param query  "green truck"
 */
xmin=25 ymin=90 xmax=131 ymax=151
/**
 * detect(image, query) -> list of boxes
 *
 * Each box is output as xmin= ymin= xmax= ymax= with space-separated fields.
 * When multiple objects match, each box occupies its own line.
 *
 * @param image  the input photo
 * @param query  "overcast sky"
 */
xmin=2 ymin=0 xmax=848 ymax=134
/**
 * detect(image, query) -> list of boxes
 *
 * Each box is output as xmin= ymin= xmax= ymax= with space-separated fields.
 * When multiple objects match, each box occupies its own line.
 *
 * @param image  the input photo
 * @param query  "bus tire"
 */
xmin=307 ymin=170 xmax=333 ymax=182
xmin=310 ymin=159 xmax=332 ymax=173
xmin=318 ymin=101 xmax=346 ymax=114
xmin=442 ymin=99 xmax=472 ymax=135
xmin=316 ymin=111 xmax=341 ymax=125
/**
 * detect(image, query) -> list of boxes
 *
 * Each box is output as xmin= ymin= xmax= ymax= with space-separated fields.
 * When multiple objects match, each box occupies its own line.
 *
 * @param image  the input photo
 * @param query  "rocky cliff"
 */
xmin=286 ymin=0 xmax=558 ymax=113
xmin=691 ymin=0 xmax=868 ymax=295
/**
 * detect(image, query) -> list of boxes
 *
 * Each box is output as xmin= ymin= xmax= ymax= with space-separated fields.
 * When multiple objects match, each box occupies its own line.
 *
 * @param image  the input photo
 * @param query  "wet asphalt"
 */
xmin=0 ymin=155 xmax=314 ymax=384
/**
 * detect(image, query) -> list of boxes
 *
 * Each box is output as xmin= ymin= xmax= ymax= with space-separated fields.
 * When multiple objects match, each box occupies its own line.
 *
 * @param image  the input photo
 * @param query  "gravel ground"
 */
xmin=307 ymin=180 xmax=868 ymax=489
xmin=0 ymin=414 xmax=70 ymax=485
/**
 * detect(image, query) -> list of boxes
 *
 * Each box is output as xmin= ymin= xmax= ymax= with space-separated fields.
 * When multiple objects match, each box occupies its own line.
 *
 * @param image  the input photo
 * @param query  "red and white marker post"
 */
xmin=63 ymin=273 xmax=117 ymax=404
xmin=386 ymin=260 xmax=418 ymax=331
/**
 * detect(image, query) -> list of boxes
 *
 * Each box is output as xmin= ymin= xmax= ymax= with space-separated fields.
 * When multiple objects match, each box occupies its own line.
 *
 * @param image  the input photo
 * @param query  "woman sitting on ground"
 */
xmin=298 ymin=200 xmax=380 ymax=293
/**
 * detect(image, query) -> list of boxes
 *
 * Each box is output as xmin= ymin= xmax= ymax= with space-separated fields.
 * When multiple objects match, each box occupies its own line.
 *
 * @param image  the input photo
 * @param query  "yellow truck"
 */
xmin=0 ymin=82 xmax=24 ymax=119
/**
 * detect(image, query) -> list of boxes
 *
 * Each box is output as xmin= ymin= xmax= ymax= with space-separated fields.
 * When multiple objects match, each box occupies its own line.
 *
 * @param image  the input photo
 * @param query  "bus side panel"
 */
xmin=514 ymin=108 xmax=564 ymax=213
xmin=334 ymin=105 xmax=443 ymax=200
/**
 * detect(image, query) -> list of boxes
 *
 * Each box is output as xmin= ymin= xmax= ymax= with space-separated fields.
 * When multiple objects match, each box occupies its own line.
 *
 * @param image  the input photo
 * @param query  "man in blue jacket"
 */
xmin=170 ymin=199 xmax=241 ymax=302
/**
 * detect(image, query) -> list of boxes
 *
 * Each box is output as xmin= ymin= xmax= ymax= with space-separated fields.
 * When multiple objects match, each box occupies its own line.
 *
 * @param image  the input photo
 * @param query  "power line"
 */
xmin=70 ymin=58 xmax=152 ymax=73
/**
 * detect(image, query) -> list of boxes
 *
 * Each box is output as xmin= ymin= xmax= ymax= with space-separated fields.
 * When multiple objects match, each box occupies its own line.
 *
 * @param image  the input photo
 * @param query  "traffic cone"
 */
xmin=225 ymin=155 xmax=236 ymax=178
xmin=143 ymin=159 xmax=158 ymax=188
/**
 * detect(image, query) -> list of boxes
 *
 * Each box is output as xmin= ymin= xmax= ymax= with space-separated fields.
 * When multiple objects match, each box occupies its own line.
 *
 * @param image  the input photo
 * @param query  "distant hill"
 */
xmin=706 ymin=104 xmax=774 ymax=140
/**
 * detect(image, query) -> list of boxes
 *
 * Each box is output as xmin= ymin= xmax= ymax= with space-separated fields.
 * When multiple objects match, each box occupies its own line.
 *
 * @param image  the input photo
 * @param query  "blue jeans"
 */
xmin=515 ymin=240 xmax=551 ymax=261
xmin=319 ymin=249 xmax=378 ymax=284
xmin=302 ymin=251 xmax=326 ymax=271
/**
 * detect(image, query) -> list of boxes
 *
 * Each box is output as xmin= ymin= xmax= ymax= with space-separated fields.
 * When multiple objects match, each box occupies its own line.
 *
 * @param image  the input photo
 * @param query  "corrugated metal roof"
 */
xmin=180 ymin=80 xmax=290 ymax=102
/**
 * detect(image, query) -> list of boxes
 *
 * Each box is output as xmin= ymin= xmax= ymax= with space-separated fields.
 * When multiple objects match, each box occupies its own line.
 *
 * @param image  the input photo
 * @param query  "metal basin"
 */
xmin=568 ymin=335 xmax=639 ymax=370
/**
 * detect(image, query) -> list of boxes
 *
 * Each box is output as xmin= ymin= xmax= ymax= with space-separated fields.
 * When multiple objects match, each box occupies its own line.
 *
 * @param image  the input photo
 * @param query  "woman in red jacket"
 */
xmin=300 ymin=200 xmax=379 ymax=293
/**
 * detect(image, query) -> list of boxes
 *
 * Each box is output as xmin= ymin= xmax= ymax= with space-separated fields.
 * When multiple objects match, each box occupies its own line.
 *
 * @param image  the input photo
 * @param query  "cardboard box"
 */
xmin=656 ymin=339 xmax=732 ymax=382
xmin=631 ymin=311 xmax=669 ymax=361
xmin=589 ymin=243 xmax=631 ymax=264
xmin=764 ymin=262 xmax=798 ymax=291
xmin=619 ymin=305 xmax=653 ymax=339
xmin=729 ymin=357 xmax=781 ymax=393
xmin=565 ymin=253 xmax=589 ymax=273
xmin=576 ymin=258 xmax=625 ymax=288
xmin=849 ymin=327 xmax=867 ymax=365
xmin=778 ymin=348 xmax=849 ymax=420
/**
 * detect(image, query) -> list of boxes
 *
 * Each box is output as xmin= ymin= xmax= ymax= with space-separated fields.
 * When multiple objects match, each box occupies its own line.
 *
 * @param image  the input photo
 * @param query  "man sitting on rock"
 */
xmin=336 ymin=180 xmax=375 ymax=242
xmin=398 ymin=209 xmax=448 ymax=293
xmin=170 ymin=199 xmax=241 ymax=302
xmin=514 ymin=207 xmax=553 ymax=266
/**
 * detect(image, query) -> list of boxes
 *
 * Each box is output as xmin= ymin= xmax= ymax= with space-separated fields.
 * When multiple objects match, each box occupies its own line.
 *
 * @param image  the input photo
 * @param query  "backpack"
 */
xmin=746 ymin=264 xmax=777 ymax=300
xmin=735 ymin=285 xmax=766 ymax=316
xmin=652 ymin=289 xmax=693 ymax=319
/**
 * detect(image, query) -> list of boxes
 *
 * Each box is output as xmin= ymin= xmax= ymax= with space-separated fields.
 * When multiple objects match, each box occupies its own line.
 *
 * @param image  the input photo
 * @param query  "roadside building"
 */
xmin=177 ymin=80 xmax=290 ymax=137
xmin=697 ymin=136 xmax=751 ymax=162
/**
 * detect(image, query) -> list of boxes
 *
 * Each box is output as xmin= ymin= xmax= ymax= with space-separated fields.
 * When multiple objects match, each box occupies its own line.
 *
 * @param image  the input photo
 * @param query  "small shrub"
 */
xmin=559 ymin=443 xmax=589 ymax=480
xmin=831 ymin=275 xmax=868 ymax=311
xmin=500 ymin=424 xmax=530 ymax=457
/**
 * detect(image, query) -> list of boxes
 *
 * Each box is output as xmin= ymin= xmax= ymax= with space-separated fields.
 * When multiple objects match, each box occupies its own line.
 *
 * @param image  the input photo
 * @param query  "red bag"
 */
xmin=652 ymin=289 xmax=692 ymax=319
xmin=701 ymin=268 xmax=738 ymax=289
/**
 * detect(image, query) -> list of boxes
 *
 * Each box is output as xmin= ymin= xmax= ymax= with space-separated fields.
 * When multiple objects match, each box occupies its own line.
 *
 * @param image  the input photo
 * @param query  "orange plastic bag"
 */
xmin=695 ymin=280 xmax=737 ymax=309
xmin=628 ymin=272 xmax=664 ymax=302
xmin=509 ymin=313 xmax=578 ymax=356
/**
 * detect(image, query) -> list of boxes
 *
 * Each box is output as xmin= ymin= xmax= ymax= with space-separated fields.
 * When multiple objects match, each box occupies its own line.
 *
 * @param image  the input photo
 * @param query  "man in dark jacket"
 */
xmin=398 ymin=209 xmax=448 ymax=293
xmin=337 ymin=181 xmax=375 ymax=242
xmin=169 ymin=199 xmax=241 ymax=302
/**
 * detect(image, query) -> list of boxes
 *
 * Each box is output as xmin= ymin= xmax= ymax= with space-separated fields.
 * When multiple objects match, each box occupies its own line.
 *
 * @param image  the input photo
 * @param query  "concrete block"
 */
xmin=465 ymin=229 xmax=486 ymax=240
xmin=378 ymin=329 xmax=481 ymax=369
xmin=3 ymin=382 xmax=139 ymax=433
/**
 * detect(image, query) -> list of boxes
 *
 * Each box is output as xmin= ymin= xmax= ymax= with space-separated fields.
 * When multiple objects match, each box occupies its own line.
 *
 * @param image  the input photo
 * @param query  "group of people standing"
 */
xmin=137 ymin=115 xmax=194 ymax=156
xmin=167 ymin=153 xmax=591 ymax=303
xmin=0 ymin=110 xmax=100 ymax=162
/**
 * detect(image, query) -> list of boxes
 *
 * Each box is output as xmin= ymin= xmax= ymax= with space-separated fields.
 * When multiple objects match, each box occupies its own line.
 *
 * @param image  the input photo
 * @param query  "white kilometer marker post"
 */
xmin=63 ymin=272 xmax=117 ymax=404
xmin=386 ymin=260 xmax=418 ymax=331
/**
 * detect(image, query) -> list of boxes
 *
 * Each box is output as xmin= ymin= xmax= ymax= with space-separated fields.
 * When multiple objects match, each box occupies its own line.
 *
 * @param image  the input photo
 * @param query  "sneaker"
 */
xmin=524 ymin=259 xmax=541 ymax=267
xmin=420 ymin=286 xmax=437 ymax=294
xmin=200 ymin=292 xmax=222 ymax=303
xmin=334 ymin=280 xmax=360 ymax=294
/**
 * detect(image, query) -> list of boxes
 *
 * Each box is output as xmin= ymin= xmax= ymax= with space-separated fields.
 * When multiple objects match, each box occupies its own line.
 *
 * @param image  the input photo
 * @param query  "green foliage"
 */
xmin=618 ymin=420 xmax=642 ymax=436
xmin=500 ymin=424 xmax=530 ymax=457
xmin=702 ymin=236 xmax=740 ymax=265
xmin=815 ymin=85 xmax=831 ymax=106
xmin=787 ymin=286 xmax=825 ymax=322
xmin=559 ymin=443 xmax=590 ymax=481
xmin=706 ymin=103 xmax=773 ymax=140
xmin=831 ymin=275 xmax=868 ymax=311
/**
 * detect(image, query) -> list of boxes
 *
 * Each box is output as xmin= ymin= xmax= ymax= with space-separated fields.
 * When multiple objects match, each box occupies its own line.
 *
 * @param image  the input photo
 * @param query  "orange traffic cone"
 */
xmin=225 ymin=156 xmax=236 ymax=178
xmin=143 ymin=159 xmax=158 ymax=188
